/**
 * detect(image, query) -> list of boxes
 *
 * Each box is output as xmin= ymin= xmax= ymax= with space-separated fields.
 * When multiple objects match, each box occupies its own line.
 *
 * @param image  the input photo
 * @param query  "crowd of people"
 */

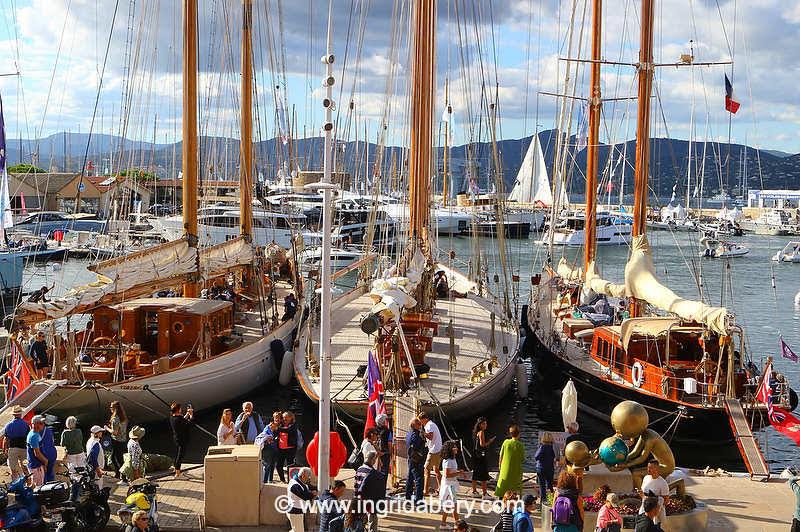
xmin=0 ymin=401 xmax=147 ymax=490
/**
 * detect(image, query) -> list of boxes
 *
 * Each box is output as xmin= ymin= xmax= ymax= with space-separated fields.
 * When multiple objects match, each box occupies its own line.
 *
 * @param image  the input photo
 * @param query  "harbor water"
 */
xmin=24 ymin=229 xmax=800 ymax=473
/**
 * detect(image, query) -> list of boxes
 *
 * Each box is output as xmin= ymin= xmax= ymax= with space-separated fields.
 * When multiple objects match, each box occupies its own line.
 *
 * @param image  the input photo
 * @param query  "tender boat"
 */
xmin=700 ymin=237 xmax=750 ymax=258
xmin=772 ymin=241 xmax=800 ymax=263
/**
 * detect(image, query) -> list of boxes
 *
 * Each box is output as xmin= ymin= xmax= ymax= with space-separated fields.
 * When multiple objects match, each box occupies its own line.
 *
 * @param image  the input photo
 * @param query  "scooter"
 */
xmin=0 ymin=475 xmax=45 ymax=531
xmin=117 ymin=478 xmax=158 ymax=531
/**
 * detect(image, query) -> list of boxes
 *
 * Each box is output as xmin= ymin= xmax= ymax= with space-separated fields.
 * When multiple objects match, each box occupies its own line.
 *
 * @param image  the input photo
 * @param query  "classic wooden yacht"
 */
xmin=294 ymin=0 xmax=520 ymax=421
xmin=527 ymin=0 xmax=795 ymax=450
xmin=4 ymin=0 xmax=301 ymax=423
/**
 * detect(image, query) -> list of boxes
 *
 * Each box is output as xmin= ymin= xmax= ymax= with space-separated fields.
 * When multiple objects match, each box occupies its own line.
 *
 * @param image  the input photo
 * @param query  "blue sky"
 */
xmin=0 ymin=0 xmax=797 ymax=159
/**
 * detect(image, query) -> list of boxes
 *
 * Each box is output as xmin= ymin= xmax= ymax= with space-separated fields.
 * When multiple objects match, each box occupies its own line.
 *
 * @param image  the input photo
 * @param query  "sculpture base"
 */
xmin=579 ymin=464 xmax=635 ymax=494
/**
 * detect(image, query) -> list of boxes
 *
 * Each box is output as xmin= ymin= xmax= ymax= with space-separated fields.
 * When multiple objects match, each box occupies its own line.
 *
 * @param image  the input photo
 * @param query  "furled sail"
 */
xmin=584 ymin=261 xmax=626 ymax=298
xmin=624 ymin=235 xmax=730 ymax=335
xmin=16 ymin=237 xmax=257 ymax=322
xmin=556 ymin=257 xmax=583 ymax=282
xmin=509 ymin=134 xmax=561 ymax=206
xmin=199 ymin=236 xmax=255 ymax=279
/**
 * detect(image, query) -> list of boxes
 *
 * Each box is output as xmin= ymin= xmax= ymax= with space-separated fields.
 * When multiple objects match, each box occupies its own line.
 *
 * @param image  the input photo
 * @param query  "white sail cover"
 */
xmin=561 ymin=379 xmax=578 ymax=431
xmin=17 ymin=238 xmax=257 ymax=322
xmin=509 ymin=135 xmax=560 ymax=206
xmin=368 ymin=249 xmax=426 ymax=321
xmin=552 ymin=236 xmax=730 ymax=334
xmin=584 ymin=261 xmax=626 ymax=298
xmin=624 ymin=235 xmax=730 ymax=334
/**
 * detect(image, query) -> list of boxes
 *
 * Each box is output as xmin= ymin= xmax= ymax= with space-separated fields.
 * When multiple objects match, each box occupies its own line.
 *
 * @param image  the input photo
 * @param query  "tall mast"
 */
xmin=629 ymin=0 xmax=655 ymax=318
xmin=583 ymin=0 xmax=602 ymax=271
xmin=240 ymin=0 xmax=253 ymax=239
xmin=182 ymin=0 xmax=199 ymax=297
xmin=631 ymin=0 xmax=655 ymax=239
xmin=442 ymin=79 xmax=450 ymax=207
xmin=408 ymin=0 xmax=436 ymax=249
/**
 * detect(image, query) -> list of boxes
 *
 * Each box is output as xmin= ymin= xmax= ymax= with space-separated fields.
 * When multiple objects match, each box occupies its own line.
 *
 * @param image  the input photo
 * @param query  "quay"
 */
xmin=1 ymin=460 xmax=790 ymax=531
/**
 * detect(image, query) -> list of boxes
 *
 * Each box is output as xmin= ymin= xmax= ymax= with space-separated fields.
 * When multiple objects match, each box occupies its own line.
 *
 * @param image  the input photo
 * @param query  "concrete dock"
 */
xmin=111 ymin=468 xmax=798 ymax=531
xmin=1 ymin=461 xmax=796 ymax=530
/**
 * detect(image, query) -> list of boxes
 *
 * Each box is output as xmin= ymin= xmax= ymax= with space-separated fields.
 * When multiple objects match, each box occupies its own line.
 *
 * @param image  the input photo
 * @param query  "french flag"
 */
xmin=724 ymin=74 xmax=740 ymax=114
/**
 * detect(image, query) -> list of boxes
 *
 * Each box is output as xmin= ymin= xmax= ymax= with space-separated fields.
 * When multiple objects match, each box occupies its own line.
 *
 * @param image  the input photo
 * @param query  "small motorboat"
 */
xmin=772 ymin=241 xmax=800 ymax=263
xmin=700 ymin=237 xmax=750 ymax=258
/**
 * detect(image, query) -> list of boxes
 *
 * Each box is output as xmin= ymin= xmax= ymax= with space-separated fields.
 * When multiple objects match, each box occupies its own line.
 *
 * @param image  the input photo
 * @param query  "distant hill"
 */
xmin=8 ymin=131 xmax=800 ymax=200
xmin=762 ymin=149 xmax=795 ymax=158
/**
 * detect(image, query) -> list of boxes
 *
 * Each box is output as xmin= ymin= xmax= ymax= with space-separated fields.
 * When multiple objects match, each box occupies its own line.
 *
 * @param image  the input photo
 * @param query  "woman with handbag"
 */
xmin=596 ymin=493 xmax=623 ymax=532
xmin=470 ymin=417 xmax=495 ymax=499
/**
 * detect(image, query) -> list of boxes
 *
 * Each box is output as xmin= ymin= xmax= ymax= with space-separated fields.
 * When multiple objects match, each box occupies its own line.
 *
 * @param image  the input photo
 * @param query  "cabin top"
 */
xmin=111 ymin=297 xmax=232 ymax=316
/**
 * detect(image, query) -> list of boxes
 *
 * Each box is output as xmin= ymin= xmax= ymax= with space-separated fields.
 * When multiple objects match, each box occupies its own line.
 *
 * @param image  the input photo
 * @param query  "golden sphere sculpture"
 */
xmin=610 ymin=401 xmax=649 ymax=439
xmin=564 ymin=440 xmax=591 ymax=468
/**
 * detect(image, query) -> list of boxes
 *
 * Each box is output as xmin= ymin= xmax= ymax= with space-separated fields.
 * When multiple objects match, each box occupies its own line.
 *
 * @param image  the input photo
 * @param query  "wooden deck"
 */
xmin=298 ymin=285 xmax=519 ymax=417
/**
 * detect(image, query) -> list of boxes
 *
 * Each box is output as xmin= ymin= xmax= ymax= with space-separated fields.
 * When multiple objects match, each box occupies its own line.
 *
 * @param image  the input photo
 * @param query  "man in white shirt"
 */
xmin=418 ymin=412 xmax=442 ymax=496
xmin=639 ymin=458 xmax=670 ymax=526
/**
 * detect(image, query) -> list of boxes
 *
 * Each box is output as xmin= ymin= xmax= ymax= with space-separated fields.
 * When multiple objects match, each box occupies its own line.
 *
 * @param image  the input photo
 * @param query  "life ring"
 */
xmin=631 ymin=362 xmax=645 ymax=388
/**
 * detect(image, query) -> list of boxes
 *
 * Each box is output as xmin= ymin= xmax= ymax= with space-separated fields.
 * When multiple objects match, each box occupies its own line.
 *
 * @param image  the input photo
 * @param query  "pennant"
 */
xmin=781 ymin=338 xmax=798 ymax=363
xmin=757 ymin=363 xmax=800 ymax=445
xmin=724 ymin=74 xmax=740 ymax=114
xmin=363 ymin=350 xmax=386 ymax=438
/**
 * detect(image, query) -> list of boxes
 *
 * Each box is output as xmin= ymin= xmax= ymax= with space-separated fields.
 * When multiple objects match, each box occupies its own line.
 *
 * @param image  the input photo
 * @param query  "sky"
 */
xmin=0 ymin=0 xmax=797 ymax=161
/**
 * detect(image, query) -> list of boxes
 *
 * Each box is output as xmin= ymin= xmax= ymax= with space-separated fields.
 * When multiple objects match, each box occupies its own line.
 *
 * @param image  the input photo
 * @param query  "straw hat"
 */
xmin=606 ymin=493 xmax=620 ymax=507
xmin=129 ymin=425 xmax=146 ymax=440
xmin=11 ymin=405 xmax=23 ymax=416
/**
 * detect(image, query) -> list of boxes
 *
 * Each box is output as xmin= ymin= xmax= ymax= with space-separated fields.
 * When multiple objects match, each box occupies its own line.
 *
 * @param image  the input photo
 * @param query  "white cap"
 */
xmin=90 ymin=425 xmax=104 ymax=434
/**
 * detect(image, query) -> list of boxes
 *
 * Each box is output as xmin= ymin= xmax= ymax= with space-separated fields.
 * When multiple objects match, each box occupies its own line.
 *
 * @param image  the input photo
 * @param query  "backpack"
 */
xmin=552 ymin=494 xmax=575 ymax=525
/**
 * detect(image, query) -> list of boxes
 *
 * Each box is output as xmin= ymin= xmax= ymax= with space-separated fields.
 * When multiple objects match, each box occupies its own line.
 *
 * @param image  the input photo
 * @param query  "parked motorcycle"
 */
xmin=67 ymin=468 xmax=110 ymax=532
xmin=0 ymin=476 xmax=45 ymax=531
xmin=117 ymin=479 xmax=158 ymax=531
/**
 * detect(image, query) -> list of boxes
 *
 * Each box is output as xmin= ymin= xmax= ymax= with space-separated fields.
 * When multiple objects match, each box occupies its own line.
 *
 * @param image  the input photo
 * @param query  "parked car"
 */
xmin=12 ymin=212 xmax=106 ymax=237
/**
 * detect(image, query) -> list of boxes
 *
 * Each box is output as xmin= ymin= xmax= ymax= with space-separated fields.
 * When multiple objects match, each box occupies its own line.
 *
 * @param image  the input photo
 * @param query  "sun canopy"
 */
xmin=620 ymin=317 xmax=681 ymax=350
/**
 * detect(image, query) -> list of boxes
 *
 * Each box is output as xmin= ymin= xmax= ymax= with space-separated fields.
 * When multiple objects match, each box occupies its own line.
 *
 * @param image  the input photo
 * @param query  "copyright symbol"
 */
xmin=274 ymin=494 xmax=291 ymax=513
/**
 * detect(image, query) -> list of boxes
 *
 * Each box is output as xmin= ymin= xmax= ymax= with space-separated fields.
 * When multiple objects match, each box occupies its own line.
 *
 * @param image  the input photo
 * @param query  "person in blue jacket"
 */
xmin=40 ymin=423 xmax=58 ymax=482
xmin=534 ymin=432 xmax=557 ymax=499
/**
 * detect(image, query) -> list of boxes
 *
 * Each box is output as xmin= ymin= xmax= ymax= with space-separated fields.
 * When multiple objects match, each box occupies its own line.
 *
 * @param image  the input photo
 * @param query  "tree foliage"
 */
xmin=8 ymin=163 xmax=46 ymax=174
xmin=119 ymin=168 xmax=157 ymax=181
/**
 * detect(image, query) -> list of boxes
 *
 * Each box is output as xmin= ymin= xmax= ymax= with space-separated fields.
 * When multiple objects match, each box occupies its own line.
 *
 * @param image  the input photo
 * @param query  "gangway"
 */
xmin=0 ymin=380 xmax=66 ymax=429
xmin=724 ymin=397 xmax=770 ymax=481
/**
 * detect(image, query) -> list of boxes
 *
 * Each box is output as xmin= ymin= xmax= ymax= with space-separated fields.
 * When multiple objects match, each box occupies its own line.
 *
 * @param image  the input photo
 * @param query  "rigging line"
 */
xmin=76 ymin=0 xmax=122 ymax=207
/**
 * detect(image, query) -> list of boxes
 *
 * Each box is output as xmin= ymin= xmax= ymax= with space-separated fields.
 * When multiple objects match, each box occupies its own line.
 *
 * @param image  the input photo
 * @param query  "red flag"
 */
xmin=363 ymin=350 xmax=386 ymax=438
xmin=724 ymin=74 xmax=740 ymax=114
xmin=6 ymin=341 xmax=32 ymax=402
xmin=756 ymin=363 xmax=800 ymax=445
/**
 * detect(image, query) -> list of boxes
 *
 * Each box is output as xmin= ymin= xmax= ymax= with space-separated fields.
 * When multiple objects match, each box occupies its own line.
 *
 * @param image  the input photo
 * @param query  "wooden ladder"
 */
xmin=723 ymin=397 xmax=770 ymax=481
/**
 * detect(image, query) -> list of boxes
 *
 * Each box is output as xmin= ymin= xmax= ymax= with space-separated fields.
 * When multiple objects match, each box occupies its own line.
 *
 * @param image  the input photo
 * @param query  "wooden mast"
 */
xmin=629 ymin=0 xmax=655 ymax=317
xmin=240 ymin=0 xmax=253 ymax=239
xmin=182 ymin=0 xmax=199 ymax=298
xmin=583 ymin=0 xmax=602 ymax=272
xmin=632 ymin=0 xmax=655 ymax=239
xmin=442 ymin=80 xmax=450 ymax=207
xmin=408 ymin=0 xmax=435 ymax=250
